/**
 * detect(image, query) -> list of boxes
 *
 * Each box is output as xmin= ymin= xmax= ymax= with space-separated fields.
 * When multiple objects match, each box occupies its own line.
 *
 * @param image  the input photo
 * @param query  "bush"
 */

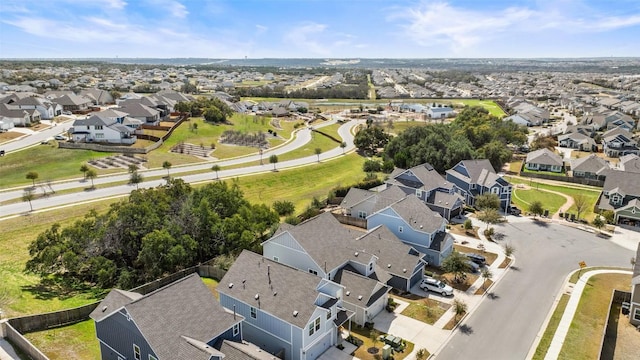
xmin=363 ymin=159 xmax=382 ymax=172
xmin=284 ymin=215 xmax=301 ymax=225
xmin=272 ymin=200 xmax=295 ymax=216
xmin=463 ymin=219 xmax=473 ymax=230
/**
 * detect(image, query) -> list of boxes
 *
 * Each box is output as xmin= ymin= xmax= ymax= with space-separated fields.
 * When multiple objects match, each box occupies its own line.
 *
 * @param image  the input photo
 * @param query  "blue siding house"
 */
xmin=89 ymin=274 xmax=247 ymax=360
xmin=446 ymin=159 xmax=513 ymax=211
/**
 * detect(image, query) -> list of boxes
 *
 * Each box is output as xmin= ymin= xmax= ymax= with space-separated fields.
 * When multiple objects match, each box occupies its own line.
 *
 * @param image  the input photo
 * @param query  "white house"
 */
xmin=71 ymin=114 xmax=137 ymax=144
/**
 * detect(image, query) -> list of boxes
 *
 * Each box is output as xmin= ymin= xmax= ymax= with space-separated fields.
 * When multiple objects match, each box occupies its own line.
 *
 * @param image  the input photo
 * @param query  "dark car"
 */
xmin=509 ymin=205 xmax=522 ymax=216
xmin=465 ymin=253 xmax=486 ymax=266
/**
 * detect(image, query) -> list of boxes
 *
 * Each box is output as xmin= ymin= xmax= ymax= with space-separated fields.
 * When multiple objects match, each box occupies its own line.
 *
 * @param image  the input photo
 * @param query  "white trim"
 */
xmin=634 ymin=308 xmax=640 ymax=321
xmin=98 ymin=339 xmax=126 ymax=360
xmin=133 ymin=344 xmax=141 ymax=360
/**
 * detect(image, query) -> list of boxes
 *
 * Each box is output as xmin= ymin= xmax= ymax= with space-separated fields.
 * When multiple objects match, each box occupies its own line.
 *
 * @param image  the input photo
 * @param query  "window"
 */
xmin=133 ymin=345 xmax=141 ymax=360
xmin=96 ymin=133 xmax=104 ymax=139
xmin=308 ymin=322 xmax=314 ymax=336
xmin=471 ymin=183 xmax=476 ymax=189
xmin=398 ymin=226 xmax=403 ymax=233
xmin=149 ymin=356 xmax=157 ymax=360
xmin=369 ymin=263 xmax=373 ymax=272
xmin=273 ymin=256 xmax=279 ymax=262
xmin=95 ymin=125 xmax=103 ymax=130
xmin=634 ymin=308 xmax=640 ymax=321
xmin=308 ymin=317 xmax=321 ymax=336
xmin=250 ymin=307 xmax=257 ymax=319
xmin=327 ymin=309 xmax=332 ymax=319
xmin=315 ymin=317 xmax=321 ymax=331
xmin=233 ymin=323 xmax=240 ymax=336
xmin=357 ymin=211 xmax=367 ymax=219
xmin=415 ymin=189 xmax=422 ymax=197
xmin=309 ymin=269 xmax=318 ymax=275
xmin=491 ymin=187 xmax=499 ymax=194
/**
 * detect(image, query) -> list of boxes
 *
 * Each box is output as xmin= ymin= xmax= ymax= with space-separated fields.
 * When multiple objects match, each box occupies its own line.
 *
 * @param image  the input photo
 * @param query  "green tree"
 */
xmin=529 ymin=201 xmax=544 ymax=218
xmin=130 ymin=171 xmax=143 ymax=189
xmin=475 ymin=193 xmax=501 ymax=210
xmin=272 ymin=201 xmax=295 ymax=216
xmin=363 ymin=159 xmax=382 ymax=173
xmin=211 ymin=164 xmax=221 ymax=179
xmin=481 ymin=268 xmax=493 ymax=290
xmin=592 ymin=215 xmax=605 ymax=232
xmin=137 ymin=229 xmax=197 ymax=280
xmin=86 ymin=169 xmax=97 ymax=188
xmin=109 ymin=90 xmax=121 ymax=102
xmin=128 ymin=164 xmax=139 ymax=173
xmin=180 ymin=82 xmax=198 ymax=94
xmin=353 ymin=126 xmax=390 ymax=156
xmin=26 ymin=171 xmax=38 ymax=187
xmin=269 ymin=154 xmax=279 ymax=171
xmin=463 ymin=219 xmax=473 ymax=231
xmin=530 ymin=134 xmax=557 ymax=151
xmin=453 ymin=299 xmax=468 ymax=321
xmin=162 ymin=161 xmax=172 ymax=179
xmin=22 ymin=188 xmax=35 ymax=211
xmin=477 ymin=208 xmax=501 ymax=230
xmin=601 ymin=210 xmax=615 ymax=224
xmin=174 ymin=101 xmax=191 ymax=113
xmin=340 ymin=141 xmax=347 ymax=154
xmin=478 ymin=140 xmax=513 ymax=172
xmin=80 ymin=164 xmax=89 ymax=180
xmin=203 ymin=106 xmax=224 ymax=123
xmin=441 ymin=251 xmax=471 ymax=283
xmin=315 ymin=147 xmax=322 ymax=162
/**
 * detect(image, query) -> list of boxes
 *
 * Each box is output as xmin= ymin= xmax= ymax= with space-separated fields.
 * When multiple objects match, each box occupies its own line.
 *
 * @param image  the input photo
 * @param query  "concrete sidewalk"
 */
xmin=540 ymin=269 xmax=632 ymax=360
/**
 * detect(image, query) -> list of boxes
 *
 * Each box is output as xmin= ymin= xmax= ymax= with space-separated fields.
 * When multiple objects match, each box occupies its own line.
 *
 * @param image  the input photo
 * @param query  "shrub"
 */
xmin=272 ymin=200 xmax=295 ymax=216
xmin=363 ymin=159 xmax=382 ymax=172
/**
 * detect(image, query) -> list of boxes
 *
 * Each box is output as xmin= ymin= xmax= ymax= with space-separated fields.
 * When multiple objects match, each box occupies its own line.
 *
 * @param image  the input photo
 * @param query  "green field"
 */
xmin=25 ymin=320 xmax=100 ymax=360
xmin=511 ymin=188 xmax=567 ymax=215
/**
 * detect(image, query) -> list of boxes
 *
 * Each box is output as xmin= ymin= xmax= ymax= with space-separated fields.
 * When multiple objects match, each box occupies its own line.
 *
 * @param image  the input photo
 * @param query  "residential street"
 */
xmin=434 ymin=220 xmax=634 ymax=360
xmin=0 ymin=119 xmax=360 ymax=217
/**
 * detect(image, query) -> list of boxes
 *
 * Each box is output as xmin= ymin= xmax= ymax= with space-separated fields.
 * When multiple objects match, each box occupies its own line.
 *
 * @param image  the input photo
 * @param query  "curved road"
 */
xmin=0 ymin=119 xmax=362 ymax=218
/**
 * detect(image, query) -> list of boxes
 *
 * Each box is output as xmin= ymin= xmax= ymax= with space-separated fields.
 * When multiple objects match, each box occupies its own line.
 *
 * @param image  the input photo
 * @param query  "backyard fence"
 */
xmin=518 ymin=171 xmax=604 ymax=187
xmin=1 ymin=321 xmax=49 ymax=360
xmin=599 ymin=289 xmax=632 ymax=360
xmin=332 ymin=213 xmax=367 ymax=229
xmin=8 ymin=302 xmax=99 ymax=334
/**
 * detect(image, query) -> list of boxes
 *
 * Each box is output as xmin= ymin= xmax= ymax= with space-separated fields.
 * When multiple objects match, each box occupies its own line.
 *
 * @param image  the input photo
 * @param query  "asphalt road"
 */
xmin=0 ymin=119 xmax=360 ymax=217
xmin=1 ymin=118 xmax=75 ymax=154
xmin=435 ymin=220 xmax=634 ymax=360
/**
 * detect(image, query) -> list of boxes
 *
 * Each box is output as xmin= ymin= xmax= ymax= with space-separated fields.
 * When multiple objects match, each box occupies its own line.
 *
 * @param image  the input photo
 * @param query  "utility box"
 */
xmin=382 ymin=344 xmax=392 ymax=359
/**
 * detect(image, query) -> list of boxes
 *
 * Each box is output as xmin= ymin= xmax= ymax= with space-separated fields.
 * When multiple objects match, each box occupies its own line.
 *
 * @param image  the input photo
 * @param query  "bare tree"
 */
xmin=22 ymin=188 xmax=35 ymax=211
xmin=573 ymin=194 xmax=589 ymax=221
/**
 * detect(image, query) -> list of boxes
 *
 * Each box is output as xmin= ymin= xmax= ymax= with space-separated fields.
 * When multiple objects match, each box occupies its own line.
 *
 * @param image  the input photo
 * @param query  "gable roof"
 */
xmin=387 ymin=195 xmax=445 ymax=233
xmin=54 ymin=93 xmax=93 ymax=106
xmin=91 ymin=274 xmax=241 ymax=360
xmin=570 ymin=154 xmax=609 ymax=173
xmin=387 ymin=163 xmax=453 ymax=191
xmin=333 ymin=268 xmax=389 ymax=307
xmin=619 ymin=154 xmax=640 ymax=173
xmin=526 ymin=148 xmax=563 ymax=166
xmin=602 ymin=170 xmax=640 ymax=197
xmin=219 ymin=250 xmax=325 ymax=328
xmin=447 ymin=159 xmax=508 ymax=188
xmin=90 ymin=289 xmax=143 ymax=322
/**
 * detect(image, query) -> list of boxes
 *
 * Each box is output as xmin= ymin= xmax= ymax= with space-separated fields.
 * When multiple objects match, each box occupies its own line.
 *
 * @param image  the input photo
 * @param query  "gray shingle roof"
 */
xmin=388 ymin=195 xmax=445 ymax=233
xmin=388 ymin=163 xmax=453 ymax=192
xmin=333 ymin=269 xmax=389 ymax=307
xmin=219 ymin=250 xmax=324 ymax=328
xmin=218 ymin=340 xmax=281 ymax=360
xmin=620 ymin=154 xmax=640 ymax=173
xmin=526 ymin=148 xmax=564 ymax=166
xmin=89 ymin=289 xmax=142 ymax=322
xmin=92 ymin=274 xmax=242 ymax=360
xmin=602 ymin=170 xmax=640 ymax=197
xmin=427 ymin=191 xmax=463 ymax=210
xmin=570 ymin=154 xmax=609 ymax=173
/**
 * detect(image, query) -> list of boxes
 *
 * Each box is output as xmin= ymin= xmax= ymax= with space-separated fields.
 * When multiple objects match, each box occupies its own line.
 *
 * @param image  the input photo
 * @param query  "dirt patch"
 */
xmin=498 ymin=257 xmax=512 ymax=269
xmin=425 ymin=266 xmax=479 ymax=292
xmin=30 ymin=123 xmax=52 ymax=131
xmin=474 ymin=280 xmax=494 ymax=295
xmin=448 ymin=224 xmax=479 ymax=238
xmin=612 ymin=310 xmax=640 ymax=359
xmin=0 ymin=131 xmax=24 ymax=144
xmin=454 ymin=244 xmax=498 ymax=266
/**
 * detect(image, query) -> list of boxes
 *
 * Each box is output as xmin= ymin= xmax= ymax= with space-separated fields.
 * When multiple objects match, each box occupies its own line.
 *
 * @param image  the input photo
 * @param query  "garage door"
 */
xmin=305 ymin=331 xmax=332 ymax=360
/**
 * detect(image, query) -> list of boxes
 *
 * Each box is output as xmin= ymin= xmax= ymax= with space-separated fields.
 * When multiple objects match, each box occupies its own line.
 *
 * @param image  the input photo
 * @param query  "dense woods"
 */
xmin=25 ymin=180 xmax=279 ymax=289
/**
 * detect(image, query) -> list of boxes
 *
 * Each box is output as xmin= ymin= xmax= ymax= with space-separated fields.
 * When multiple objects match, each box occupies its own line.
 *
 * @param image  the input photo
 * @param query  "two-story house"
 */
xmin=71 ymin=114 xmax=137 ymax=144
xmin=569 ymin=154 xmax=609 ymax=180
xmin=386 ymin=163 xmax=464 ymax=220
xmin=596 ymin=170 xmax=640 ymax=227
xmin=619 ymin=154 xmax=640 ymax=173
xmin=525 ymin=148 xmax=564 ymax=173
xmin=602 ymin=127 xmax=639 ymax=158
xmin=445 ymin=159 xmax=512 ymax=211
xmin=89 ymin=274 xmax=251 ymax=360
xmin=218 ymin=250 xmax=354 ymax=360
xmin=367 ymin=195 xmax=453 ymax=266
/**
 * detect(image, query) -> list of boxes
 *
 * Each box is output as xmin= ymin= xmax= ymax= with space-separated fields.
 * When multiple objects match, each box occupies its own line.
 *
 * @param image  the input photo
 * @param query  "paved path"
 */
xmin=512 ymin=183 xmax=574 ymax=220
xmin=542 ymin=269 xmax=632 ymax=360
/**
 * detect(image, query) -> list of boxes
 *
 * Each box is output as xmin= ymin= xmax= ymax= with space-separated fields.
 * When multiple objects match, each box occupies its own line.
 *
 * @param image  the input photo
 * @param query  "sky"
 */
xmin=1 ymin=0 xmax=640 ymax=59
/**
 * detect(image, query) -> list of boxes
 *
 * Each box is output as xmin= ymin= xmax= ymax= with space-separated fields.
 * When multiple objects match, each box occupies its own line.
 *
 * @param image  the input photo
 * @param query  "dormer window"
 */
xmin=471 ymin=183 xmax=476 ymax=189
xmin=415 ymin=189 xmax=422 ymax=197
xmin=611 ymin=194 xmax=622 ymax=205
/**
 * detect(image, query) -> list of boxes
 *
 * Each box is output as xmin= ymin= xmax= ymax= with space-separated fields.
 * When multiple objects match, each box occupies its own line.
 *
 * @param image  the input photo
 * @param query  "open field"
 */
xmin=558 ymin=273 xmax=631 ymax=359
xmin=512 ymin=188 xmax=567 ymax=215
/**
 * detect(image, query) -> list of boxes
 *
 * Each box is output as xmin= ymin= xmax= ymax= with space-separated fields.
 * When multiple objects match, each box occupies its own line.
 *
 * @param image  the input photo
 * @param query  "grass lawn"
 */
xmin=0 ymin=131 xmax=24 ymax=144
xmin=568 ymin=267 xmax=630 ymax=284
xmin=349 ymin=325 xmax=415 ymax=360
xmin=0 ymin=145 xmax=116 ymax=188
xmin=24 ymin=319 xmax=100 ymax=360
xmin=512 ymin=188 xmax=566 ymax=215
xmin=276 ymin=123 xmax=343 ymax=163
xmin=234 ymin=153 xmax=366 ymax=213
xmin=0 ymin=199 xmax=120 ymax=317
xmin=202 ymin=277 xmax=219 ymax=300
xmin=521 ymin=167 xmax=566 ymax=176
xmin=508 ymin=160 xmax=523 ymax=173
xmin=558 ymin=273 xmax=631 ymax=359
xmin=400 ymin=298 xmax=450 ymax=325
xmin=532 ymin=294 xmax=570 ymax=360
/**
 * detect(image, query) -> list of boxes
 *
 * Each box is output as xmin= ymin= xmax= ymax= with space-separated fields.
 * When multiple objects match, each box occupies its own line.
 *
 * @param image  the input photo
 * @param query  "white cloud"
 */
xmin=284 ymin=23 xmax=331 ymax=56
xmin=255 ymin=24 xmax=268 ymax=34
xmin=146 ymin=0 xmax=188 ymax=18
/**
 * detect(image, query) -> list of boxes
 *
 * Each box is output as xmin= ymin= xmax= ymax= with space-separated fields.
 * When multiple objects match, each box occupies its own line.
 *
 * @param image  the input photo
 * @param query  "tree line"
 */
xmin=174 ymin=96 xmax=234 ymax=123
xmin=25 ymin=180 xmax=279 ymax=289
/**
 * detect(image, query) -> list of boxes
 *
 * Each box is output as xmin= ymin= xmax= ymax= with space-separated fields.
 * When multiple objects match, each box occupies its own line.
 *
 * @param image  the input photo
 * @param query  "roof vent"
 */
xmin=354 ymin=251 xmax=359 ymax=257
xmin=255 ymin=294 xmax=260 ymax=300
xmin=346 ymin=291 xmax=351 ymax=296
xmin=228 ymin=283 xmax=234 ymax=288
xmin=403 ymin=268 xmax=407 ymax=273
xmin=358 ymin=295 xmax=363 ymax=301
xmin=387 ymin=264 xmax=391 ymax=268
xmin=101 ymin=306 xmax=107 ymax=312
xmin=293 ymin=310 xmax=298 ymax=317
xmin=273 ymin=292 xmax=277 ymax=296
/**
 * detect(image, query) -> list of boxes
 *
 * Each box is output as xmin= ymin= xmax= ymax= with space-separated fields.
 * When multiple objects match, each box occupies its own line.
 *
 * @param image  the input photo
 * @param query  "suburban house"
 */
xmin=5 ymin=96 xmax=62 ymax=120
xmin=340 ymin=185 xmax=408 ymax=220
xmin=71 ymin=113 xmax=137 ymax=144
xmin=54 ymin=93 xmax=93 ymax=112
xmin=525 ymin=148 xmax=564 ymax=173
xmin=629 ymin=243 xmax=640 ymax=327
xmin=89 ymin=274 xmax=255 ymax=360
xmin=367 ymin=195 xmax=453 ymax=266
xmin=385 ymin=163 xmax=464 ymax=220
xmin=569 ymin=154 xmax=610 ymax=180
xmin=619 ymin=154 xmax=640 ymax=173
xmin=0 ymin=103 xmax=41 ymax=126
xmin=564 ymin=124 xmax=595 ymax=138
xmin=558 ymin=132 xmax=597 ymax=152
xmin=427 ymin=106 xmax=454 ymax=119
xmin=602 ymin=127 xmax=639 ymax=157
xmin=596 ymin=170 xmax=640 ymax=227
xmin=0 ymin=118 xmax=15 ymax=132
xmin=117 ymin=101 xmax=161 ymax=125
xmin=79 ymin=88 xmax=115 ymax=105
xmin=445 ymin=159 xmax=513 ymax=211
xmin=218 ymin=249 xmax=354 ymax=360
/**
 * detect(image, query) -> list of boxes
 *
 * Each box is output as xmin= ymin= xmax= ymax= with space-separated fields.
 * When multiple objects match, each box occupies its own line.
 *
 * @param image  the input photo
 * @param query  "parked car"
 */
xmin=466 ymin=260 xmax=480 ymax=273
xmin=465 ymin=252 xmax=486 ymax=266
xmin=54 ymin=135 xmax=67 ymax=141
xmin=420 ymin=277 xmax=454 ymax=296
xmin=509 ymin=205 xmax=522 ymax=216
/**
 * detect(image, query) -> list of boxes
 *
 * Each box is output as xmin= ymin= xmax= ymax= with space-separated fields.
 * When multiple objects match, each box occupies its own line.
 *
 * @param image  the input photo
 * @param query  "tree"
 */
xmin=162 ymin=161 xmax=172 ymax=180
xmin=529 ymin=201 xmax=544 ymax=218
xmin=478 ymin=140 xmax=513 ymax=172
xmin=592 ymin=215 xmax=605 ymax=232
xmin=441 ymin=251 xmax=471 ymax=283
xmin=477 ymin=208 xmax=501 ymax=230
xmin=80 ymin=164 xmax=89 ymax=180
xmin=22 ymin=188 xmax=35 ymax=211
xmin=211 ymin=164 xmax=221 ymax=179
xmin=463 ymin=219 xmax=473 ymax=231
xmin=530 ymin=134 xmax=557 ymax=151
xmin=314 ymin=148 xmax=322 ymax=162
xmin=573 ymin=194 xmax=589 ymax=221
xmin=353 ymin=126 xmax=390 ymax=156
xmin=481 ymin=268 xmax=493 ymax=290
xmin=174 ymin=101 xmax=191 ymax=113
xmin=130 ymin=171 xmax=143 ymax=189
xmin=26 ymin=171 xmax=38 ymax=187
xmin=340 ymin=141 xmax=347 ymax=154
xmin=180 ymin=82 xmax=198 ymax=94
xmin=453 ymin=299 xmax=468 ymax=321
xmin=128 ymin=164 xmax=138 ymax=173
xmin=269 ymin=154 xmax=278 ymax=171
xmin=370 ymin=329 xmax=380 ymax=349
xmin=362 ymin=159 xmax=382 ymax=173
xmin=109 ymin=90 xmax=121 ymax=101
xmin=504 ymin=243 xmax=515 ymax=258
xmin=203 ymin=106 xmax=224 ymax=123
xmin=272 ymin=200 xmax=295 ymax=216
xmin=475 ymin=193 xmax=501 ymax=210
xmin=601 ymin=210 xmax=615 ymax=224
xmin=86 ymin=169 xmax=97 ymax=188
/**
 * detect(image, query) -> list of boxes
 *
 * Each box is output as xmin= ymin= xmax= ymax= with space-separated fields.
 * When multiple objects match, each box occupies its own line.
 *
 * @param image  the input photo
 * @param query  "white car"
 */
xmin=420 ymin=277 xmax=454 ymax=296
xmin=54 ymin=135 xmax=67 ymax=141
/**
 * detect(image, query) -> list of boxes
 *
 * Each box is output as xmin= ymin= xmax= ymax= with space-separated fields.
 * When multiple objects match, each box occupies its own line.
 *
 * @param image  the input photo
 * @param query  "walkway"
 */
xmin=540 ymin=269 xmax=632 ymax=360
xmin=513 ymin=183 xmax=574 ymax=220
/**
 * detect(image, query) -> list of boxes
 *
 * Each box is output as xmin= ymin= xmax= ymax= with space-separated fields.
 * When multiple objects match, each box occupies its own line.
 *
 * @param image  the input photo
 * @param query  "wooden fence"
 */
xmin=332 ymin=213 xmax=367 ymax=229
xmin=599 ymin=289 xmax=632 ymax=360
xmin=1 ymin=321 xmax=49 ymax=360
xmin=519 ymin=171 xmax=604 ymax=187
